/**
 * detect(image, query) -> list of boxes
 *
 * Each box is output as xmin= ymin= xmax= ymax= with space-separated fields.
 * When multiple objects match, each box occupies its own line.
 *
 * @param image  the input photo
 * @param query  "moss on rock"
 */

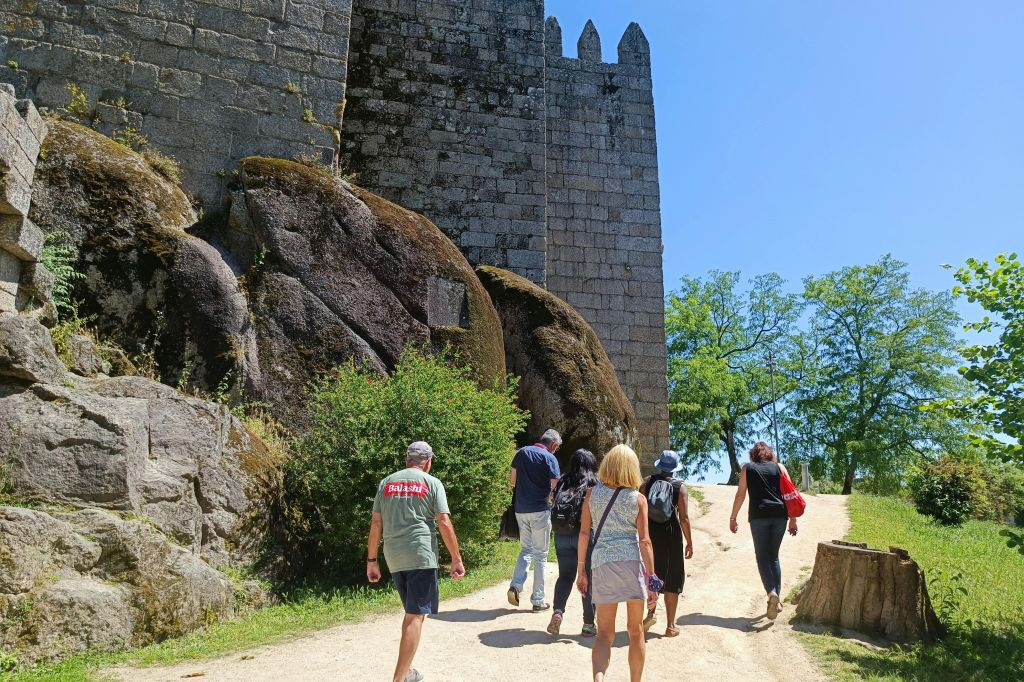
xmin=231 ymin=157 xmax=505 ymax=422
xmin=477 ymin=265 xmax=639 ymax=461
xmin=30 ymin=120 xmax=252 ymax=394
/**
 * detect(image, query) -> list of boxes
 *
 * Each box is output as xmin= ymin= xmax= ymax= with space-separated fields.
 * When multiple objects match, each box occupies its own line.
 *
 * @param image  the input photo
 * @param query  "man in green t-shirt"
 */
xmin=367 ymin=441 xmax=465 ymax=682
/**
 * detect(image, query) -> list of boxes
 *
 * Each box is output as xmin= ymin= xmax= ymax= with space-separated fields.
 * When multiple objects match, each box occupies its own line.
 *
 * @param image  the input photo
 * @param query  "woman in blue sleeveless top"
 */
xmin=729 ymin=441 xmax=799 ymax=620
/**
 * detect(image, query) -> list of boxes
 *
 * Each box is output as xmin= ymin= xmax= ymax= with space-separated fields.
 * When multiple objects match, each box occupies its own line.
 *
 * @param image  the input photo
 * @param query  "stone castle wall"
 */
xmin=0 ymin=0 xmax=669 ymax=454
xmin=544 ymin=19 xmax=668 ymax=456
xmin=340 ymin=0 xmax=548 ymax=283
xmin=0 ymin=0 xmax=353 ymax=206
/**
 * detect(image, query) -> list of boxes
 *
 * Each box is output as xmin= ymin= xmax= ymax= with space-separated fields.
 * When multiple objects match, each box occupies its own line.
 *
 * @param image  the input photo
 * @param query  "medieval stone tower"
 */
xmin=0 ymin=0 xmax=669 ymax=455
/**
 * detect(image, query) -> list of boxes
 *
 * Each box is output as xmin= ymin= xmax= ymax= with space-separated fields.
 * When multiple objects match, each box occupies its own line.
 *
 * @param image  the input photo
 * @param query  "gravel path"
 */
xmin=114 ymin=484 xmax=849 ymax=681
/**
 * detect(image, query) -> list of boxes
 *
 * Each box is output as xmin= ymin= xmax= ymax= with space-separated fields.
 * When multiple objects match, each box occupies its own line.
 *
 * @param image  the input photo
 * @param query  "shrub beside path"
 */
xmin=115 ymin=485 xmax=849 ymax=681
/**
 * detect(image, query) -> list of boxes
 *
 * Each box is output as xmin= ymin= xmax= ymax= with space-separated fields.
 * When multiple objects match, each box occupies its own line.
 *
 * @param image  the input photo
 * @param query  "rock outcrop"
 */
xmin=224 ymin=157 xmax=506 ymax=420
xmin=0 ymin=313 xmax=279 ymax=664
xmin=476 ymin=266 xmax=638 ymax=460
xmin=29 ymin=120 xmax=255 ymax=392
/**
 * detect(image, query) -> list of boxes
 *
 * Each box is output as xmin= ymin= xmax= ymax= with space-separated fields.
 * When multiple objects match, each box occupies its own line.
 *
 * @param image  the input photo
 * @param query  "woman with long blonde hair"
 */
xmin=576 ymin=445 xmax=660 ymax=682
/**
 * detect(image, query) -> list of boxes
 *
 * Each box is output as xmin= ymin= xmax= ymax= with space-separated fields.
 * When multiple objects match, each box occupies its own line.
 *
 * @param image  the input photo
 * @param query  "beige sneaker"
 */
xmin=767 ymin=593 xmax=780 ymax=620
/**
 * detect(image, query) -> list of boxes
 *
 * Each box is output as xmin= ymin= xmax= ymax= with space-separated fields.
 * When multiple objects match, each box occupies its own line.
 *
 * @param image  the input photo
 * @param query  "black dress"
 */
xmin=645 ymin=474 xmax=685 ymax=594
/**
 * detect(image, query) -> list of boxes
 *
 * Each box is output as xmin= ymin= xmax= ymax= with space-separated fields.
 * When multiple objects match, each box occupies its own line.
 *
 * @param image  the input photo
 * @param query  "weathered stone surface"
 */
xmin=0 ymin=312 xmax=65 ymax=383
xmin=2 ymin=0 xmax=350 ymax=206
xmin=0 ymin=374 xmax=279 ymax=566
xmin=227 ymin=157 xmax=506 ymax=421
xmin=30 ymin=120 xmax=254 ymax=392
xmin=476 ymin=265 xmax=638 ymax=460
xmin=0 ymin=506 xmax=234 ymax=662
xmin=0 ymin=316 xmax=282 ymax=664
xmin=66 ymin=333 xmax=112 ymax=377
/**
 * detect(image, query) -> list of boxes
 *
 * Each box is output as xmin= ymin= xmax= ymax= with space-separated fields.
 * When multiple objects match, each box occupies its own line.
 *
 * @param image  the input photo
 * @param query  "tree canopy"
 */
xmin=787 ymin=256 xmax=967 ymax=494
xmin=943 ymin=253 xmax=1023 ymax=464
xmin=665 ymin=271 xmax=800 ymax=482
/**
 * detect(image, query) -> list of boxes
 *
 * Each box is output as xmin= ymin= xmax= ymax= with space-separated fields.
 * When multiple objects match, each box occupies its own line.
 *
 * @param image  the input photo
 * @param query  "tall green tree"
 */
xmin=944 ymin=253 xmax=1024 ymax=554
xmin=944 ymin=253 xmax=1024 ymax=463
xmin=665 ymin=271 xmax=801 ymax=483
xmin=788 ymin=255 xmax=966 ymax=494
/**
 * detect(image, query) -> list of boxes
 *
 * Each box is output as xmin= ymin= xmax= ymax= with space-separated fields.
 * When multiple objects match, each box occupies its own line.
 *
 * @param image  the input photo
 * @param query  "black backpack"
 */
xmin=551 ymin=481 xmax=587 ymax=534
xmin=646 ymin=476 xmax=677 ymax=524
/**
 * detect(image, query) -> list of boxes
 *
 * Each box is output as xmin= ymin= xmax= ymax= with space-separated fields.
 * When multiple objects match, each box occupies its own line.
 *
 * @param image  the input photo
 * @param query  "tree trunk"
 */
xmin=841 ymin=451 xmax=857 ymax=495
xmin=724 ymin=425 xmax=740 ymax=485
xmin=795 ymin=541 xmax=945 ymax=644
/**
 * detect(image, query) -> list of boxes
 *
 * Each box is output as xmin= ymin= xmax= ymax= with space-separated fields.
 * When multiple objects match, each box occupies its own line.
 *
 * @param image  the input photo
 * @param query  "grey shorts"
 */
xmin=591 ymin=559 xmax=646 ymax=604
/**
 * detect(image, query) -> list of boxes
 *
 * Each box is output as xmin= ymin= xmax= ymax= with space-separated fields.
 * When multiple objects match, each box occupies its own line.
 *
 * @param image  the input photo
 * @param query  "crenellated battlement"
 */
xmin=544 ymin=17 xmax=652 ymax=72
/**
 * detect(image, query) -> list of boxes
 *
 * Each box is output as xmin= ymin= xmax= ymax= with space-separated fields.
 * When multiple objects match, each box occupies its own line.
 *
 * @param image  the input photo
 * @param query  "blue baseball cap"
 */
xmin=654 ymin=450 xmax=683 ymax=473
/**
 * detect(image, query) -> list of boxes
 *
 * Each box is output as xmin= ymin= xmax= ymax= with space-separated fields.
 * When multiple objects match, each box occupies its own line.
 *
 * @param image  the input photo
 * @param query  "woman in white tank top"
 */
xmin=576 ymin=445 xmax=659 ymax=682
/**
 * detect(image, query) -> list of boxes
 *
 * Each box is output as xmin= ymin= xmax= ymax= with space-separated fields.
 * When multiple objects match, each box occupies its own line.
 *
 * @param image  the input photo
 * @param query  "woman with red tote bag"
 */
xmin=728 ymin=441 xmax=802 ymax=620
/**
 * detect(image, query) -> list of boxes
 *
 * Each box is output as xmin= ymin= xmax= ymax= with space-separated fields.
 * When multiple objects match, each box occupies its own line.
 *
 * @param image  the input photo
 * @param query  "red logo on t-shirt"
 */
xmin=384 ymin=481 xmax=429 ymax=498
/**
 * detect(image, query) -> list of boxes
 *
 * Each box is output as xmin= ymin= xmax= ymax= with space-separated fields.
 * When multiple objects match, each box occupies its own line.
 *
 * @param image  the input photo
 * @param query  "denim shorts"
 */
xmin=392 ymin=568 xmax=439 ymax=615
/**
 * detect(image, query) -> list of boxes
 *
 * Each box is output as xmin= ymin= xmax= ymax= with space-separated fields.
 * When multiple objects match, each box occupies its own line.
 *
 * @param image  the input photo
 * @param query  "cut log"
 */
xmin=795 ymin=541 xmax=945 ymax=643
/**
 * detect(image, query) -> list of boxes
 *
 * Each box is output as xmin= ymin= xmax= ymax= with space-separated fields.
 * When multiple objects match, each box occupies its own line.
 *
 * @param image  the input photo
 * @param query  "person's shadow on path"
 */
xmin=478 ymin=628 xmax=632 ymax=649
xmin=432 ymin=608 xmax=533 ymax=623
xmin=678 ymin=612 xmax=773 ymax=633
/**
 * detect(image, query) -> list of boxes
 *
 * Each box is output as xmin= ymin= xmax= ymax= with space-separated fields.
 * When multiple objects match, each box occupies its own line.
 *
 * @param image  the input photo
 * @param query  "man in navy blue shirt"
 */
xmin=507 ymin=428 xmax=561 ymax=611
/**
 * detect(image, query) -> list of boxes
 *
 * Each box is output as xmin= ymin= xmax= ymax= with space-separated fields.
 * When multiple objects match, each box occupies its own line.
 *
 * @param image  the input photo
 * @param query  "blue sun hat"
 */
xmin=654 ymin=450 xmax=684 ymax=474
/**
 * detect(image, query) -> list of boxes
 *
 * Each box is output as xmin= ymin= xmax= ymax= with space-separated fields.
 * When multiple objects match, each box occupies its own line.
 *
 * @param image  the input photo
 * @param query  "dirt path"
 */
xmin=115 ymin=485 xmax=849 ymax=682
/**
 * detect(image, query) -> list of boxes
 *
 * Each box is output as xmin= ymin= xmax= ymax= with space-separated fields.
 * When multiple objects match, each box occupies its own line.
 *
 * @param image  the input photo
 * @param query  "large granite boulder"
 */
xmin=29 ymin=120 xmax=255 ymax=392
xmin=224 ymin=157 xmax=506 ymax=420
xmin=476 ymin=266 xmax=639 ymax=461
xmin=0 ymin=314 xmax=279 ymax=664
xmin=0 ymin=506 xmax=234 ymax=662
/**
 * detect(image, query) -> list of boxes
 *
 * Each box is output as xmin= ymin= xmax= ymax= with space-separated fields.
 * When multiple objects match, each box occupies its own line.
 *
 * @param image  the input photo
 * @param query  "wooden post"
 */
xmin=795 ymin=541 xmax=945 ymax=643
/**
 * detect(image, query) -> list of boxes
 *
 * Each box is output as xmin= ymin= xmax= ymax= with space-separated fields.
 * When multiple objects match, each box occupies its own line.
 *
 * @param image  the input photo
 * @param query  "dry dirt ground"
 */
xmin=115 ymin=484 xmax=849 ymax=682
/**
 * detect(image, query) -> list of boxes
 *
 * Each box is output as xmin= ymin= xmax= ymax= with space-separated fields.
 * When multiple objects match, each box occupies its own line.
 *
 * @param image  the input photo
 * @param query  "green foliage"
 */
xmin=977 ymin=460 xmax=1024 ymax=525
xmin=142 ymin=148 xmax=182 ymax=186
xmin=64 ymin=82 xmax=90 ymax=120
xmin=939 ymin=253 xmax=1024 ymax=464
xmin=113 ymin=126 xmax=148 ymax=151
xmin=799 ymin=494 xmax=1024 ymax=681
xmin=909 ymin=455 xmax=987 ymax=525
xmin=665 ymin=271 xmax=801 ymax=481
xmin=40 ymin=231 xmax=84 ymax=319
xmin=6 ymin=60 xmax=18 ymax=70
xmin=928 ymin=569 xmax=972 ymax=630
xmin=788 ymin=255 xmax=967 ymax=494
xmin=285 ymin=349 xmax=527 ymax=579
xmin=301 ymin=108 xmax=316 ymax=124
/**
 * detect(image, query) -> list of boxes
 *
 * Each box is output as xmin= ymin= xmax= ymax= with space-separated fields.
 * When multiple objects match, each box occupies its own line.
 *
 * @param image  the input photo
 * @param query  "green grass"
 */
xmin=3 ymin=542 xmax=519 ymax=682
xmin=798 ymin=494 xmax=1024 ymax=681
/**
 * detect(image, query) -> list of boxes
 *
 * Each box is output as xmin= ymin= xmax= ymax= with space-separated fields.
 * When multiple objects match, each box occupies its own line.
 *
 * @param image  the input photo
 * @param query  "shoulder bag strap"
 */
xmin=592 ymin=487 xmax=623 ymax=547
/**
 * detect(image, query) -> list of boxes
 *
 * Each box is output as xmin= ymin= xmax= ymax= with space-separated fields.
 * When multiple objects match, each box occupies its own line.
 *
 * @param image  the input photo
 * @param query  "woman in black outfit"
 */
xmin=729 ymin=441 xmax=799 ymax=620
xmin=640 ymin=450 xmax=693 ymax=637
xmin=547 ymin=448 xmax=598 ymax=637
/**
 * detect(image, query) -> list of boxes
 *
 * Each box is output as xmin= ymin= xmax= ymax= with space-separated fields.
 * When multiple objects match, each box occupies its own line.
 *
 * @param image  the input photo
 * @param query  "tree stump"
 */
xmin=795 ymin=541 xmax=945 ymax=643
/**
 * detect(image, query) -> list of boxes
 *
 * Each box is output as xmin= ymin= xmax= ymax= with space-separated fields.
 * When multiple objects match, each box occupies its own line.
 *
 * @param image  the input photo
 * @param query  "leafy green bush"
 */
xmin=978 ymin=462 xmax=1024 ymax=526
xmin=285 ymin=349 xmax=527 ymax=581
xmin=910 ymin=455 xmax=988 ymax=525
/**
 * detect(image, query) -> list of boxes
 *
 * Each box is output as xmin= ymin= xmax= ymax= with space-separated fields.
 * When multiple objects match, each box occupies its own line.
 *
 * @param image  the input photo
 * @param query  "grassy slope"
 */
xmin=799 ymin=495 xmax=1024 ymax=681
xmin=5 ymin=542 xmax=519 ymax=682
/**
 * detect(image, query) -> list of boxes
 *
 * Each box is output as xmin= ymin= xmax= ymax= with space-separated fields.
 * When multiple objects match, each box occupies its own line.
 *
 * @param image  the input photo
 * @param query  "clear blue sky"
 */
xmin=547 ymin=1 xmax=1022 ymax=479
xmin=547 ymin=0 xmax=1023 ymax=319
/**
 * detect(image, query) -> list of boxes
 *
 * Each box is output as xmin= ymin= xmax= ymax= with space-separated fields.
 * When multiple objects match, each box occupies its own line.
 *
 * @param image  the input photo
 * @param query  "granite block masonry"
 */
xmin=0 ymin=84 xmax=47 ymax=315
xmin=0 ymin=0 xmax=670 ymax=454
